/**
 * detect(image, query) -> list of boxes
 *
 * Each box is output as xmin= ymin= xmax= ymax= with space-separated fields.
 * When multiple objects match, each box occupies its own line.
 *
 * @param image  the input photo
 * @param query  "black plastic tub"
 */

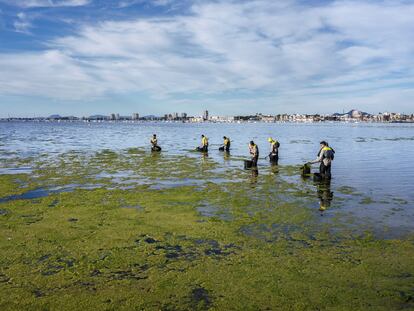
xmin=244 ymin=160 xmax=253 ymax=169
xmin=301 ymin=163 xmax=311 ymax=176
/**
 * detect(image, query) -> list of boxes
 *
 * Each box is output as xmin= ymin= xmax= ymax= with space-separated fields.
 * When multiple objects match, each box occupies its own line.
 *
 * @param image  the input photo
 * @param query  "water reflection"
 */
xmin=316 ymin=179 xmax=334 ymax=215
xmin=270 ymin=165 xmax=279 ymax=175
xmin=223 ymin=151 xmax=230 ymax=161
xmin=250 ymin=168 xmax=259 ymax=186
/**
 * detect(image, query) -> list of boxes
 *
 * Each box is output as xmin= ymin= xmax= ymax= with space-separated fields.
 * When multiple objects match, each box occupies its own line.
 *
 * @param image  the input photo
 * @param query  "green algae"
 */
xmin=0 ymin=150 xmax=414 ymax=310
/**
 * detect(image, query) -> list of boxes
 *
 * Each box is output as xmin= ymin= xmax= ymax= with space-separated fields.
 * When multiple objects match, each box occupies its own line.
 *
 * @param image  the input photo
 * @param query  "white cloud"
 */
xmin=1 ymin=0 xmax=414 ymax=112
xmin=0 ymin=0 xmax=90 ymax=8
xmin=13 ymin=12 xmax=32 ymax=33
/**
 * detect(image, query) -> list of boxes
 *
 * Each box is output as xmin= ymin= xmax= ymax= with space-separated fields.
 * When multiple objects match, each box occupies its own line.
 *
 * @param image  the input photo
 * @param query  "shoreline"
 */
xmin=1 ymin=119 xmax=414 ymax=124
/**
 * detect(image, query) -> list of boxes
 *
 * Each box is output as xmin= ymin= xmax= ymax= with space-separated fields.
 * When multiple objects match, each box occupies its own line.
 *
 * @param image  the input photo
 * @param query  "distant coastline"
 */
xmin=1 ymin=119 xmax=413 ymax=124
xmin=1 ymin=109 xmax=413 ymax=123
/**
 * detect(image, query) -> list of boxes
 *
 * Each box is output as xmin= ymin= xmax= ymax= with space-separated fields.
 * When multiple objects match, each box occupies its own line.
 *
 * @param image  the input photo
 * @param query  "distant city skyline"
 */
xmin=1 ymin=0 xmax=414 ymax=117
xmin=2 ymin=109 xmax=413 ymax=124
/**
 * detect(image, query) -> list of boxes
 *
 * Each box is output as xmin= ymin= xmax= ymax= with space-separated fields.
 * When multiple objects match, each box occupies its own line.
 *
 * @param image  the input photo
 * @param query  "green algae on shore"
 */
xmin=0 ymin=150 xmax=413 ymax=310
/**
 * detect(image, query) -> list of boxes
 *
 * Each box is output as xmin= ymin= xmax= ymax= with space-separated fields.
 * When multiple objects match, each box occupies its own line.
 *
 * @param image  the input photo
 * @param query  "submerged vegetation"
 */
xmin=0 ymin=149 xmax=413 ymax=310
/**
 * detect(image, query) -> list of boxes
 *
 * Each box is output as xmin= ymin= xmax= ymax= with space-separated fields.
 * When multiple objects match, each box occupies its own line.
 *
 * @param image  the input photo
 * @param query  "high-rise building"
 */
xmin=110 ymin=113 xmax=116 ymax=120
xmin=181 ymin=113 xmax=187 ymax=119
xmin=132 ymin=113 xmax=139 ymax=120
xmin=203 ymin=110 xmax=209 ymax=121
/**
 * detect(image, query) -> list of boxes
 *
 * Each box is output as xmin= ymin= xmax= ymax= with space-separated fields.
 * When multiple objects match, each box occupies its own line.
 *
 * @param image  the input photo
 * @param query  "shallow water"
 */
xmin=1 ymin=121 xmax=413 ymax=235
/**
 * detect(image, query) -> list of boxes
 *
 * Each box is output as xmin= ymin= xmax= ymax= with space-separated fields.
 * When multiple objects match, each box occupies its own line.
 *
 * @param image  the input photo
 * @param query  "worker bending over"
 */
xmin=197 ymin=134 xmax=209 ymax=152
xmin=150 ymin=134 xmax=161 ymax=151
xmin=309 ymin=141 xmax=335 ymax=179
xmin=220 ymin=136 xmax=231 ymax=152
xmin=268 ymin=137 xmax=280 ymax=164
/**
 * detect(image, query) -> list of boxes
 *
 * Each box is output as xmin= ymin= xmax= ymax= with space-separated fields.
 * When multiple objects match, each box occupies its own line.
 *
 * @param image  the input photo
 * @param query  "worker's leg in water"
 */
xmin=320 ymin=163 xmax=332 ymax=179
xmin=269 ymin=153 xmax=278 ymax=165
xmin=252 ymin=155 xmax=258 ymax=167
xmin=325 ymin=164 xmax=332 ymax=179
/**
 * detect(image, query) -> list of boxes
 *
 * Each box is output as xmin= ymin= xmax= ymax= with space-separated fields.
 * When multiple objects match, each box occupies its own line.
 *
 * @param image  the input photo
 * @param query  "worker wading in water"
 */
xmin=197 ymin=134 xmax=209 ymax=152
xmin=219 ymin=136 xmax=230 ymax=152
xmin=308 ymin=141 xmax=335 ymax=179
xmin=150 ymin=134 xmax=161 ymax=151
xmin=249 ymin=141 xmax=259 ymax=168
xmin=267 ymin=138 xmax=280 ymax=164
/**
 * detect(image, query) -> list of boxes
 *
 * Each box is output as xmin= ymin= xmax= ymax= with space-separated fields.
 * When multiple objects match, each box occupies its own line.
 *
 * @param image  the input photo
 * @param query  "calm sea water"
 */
xmin=1 ymin=121 xmax=413 ymax=235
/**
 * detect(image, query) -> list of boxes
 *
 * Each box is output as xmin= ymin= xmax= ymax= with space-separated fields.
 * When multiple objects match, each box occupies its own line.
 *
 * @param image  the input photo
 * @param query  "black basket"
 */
xmin=300 ymin=164 xmax=311 ymax=176
xmin=244 ymin=160 xmax=253 ymax=169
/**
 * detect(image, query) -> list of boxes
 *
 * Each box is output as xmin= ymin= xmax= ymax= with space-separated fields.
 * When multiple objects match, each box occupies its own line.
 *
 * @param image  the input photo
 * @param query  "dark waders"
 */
xmin=269 ymin=153 xmax=278 ymax=165
xmin=320 ymin=162 xmax=332 ymax=179
xmin=251 ymin=155 xmax=258 ymax=168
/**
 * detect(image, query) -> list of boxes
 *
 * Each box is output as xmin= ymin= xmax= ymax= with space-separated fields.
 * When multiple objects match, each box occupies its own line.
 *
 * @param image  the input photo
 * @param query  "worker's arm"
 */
xmin=309 ymin=149 xmax=323 ymax=164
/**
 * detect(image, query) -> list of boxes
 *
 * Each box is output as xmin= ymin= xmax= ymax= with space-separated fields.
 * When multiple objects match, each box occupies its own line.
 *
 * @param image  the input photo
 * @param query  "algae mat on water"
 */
xmin=0 ymin=150 xmax=413 ymax=310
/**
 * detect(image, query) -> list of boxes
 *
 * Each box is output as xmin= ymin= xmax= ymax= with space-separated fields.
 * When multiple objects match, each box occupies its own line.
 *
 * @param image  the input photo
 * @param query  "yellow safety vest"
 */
xmin=202 ymin=137 xmax=208 ymax=146
xmin=224 ymin=138 xmax=230 ymax=145
xmin=250 ymin=144 xmax=258 ymax=154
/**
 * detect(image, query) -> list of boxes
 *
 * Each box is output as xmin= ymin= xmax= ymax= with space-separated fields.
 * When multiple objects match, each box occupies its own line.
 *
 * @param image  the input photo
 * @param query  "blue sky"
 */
xmin=0 ymin=0 xmax=414 ymax=117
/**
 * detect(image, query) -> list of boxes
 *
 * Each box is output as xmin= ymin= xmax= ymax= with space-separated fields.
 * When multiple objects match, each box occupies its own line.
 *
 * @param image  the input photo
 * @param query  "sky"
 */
xmin=0 ymin=0 xmax=413 ymax=117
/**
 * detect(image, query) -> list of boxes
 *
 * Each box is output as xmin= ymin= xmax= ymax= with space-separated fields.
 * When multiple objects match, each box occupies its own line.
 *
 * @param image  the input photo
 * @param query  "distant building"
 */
xmin=132 ymin=113 xmax=139 ymax=120
xmin=351 ymin=109 xmax=362 ymax=119
xmin=203 ymin=110 xmax=209 ymax=121
xmin=110 ymin=113 xmax=116 ymax=120
xmin=209 ymin=115 xmax=234 ymax=122
xmin=260 ymin=115 xmax=276 ymax=122
xmin=181 ymin=113 xmax=187 ymax=119
xmin=189 ymin=116 xmax=204 ymax=123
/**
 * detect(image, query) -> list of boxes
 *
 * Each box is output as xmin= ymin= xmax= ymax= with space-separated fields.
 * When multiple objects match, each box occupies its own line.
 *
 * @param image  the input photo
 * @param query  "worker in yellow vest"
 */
xmin=197 ymin=134 xmax=209 ymax=152
xmin=249 ymin=141 xmax=259 ymax=167
xmin=150 ymin=134 xmax=161 ymax=151
xmin=309 ymin=141 xmax=335 ymax=179
xmin=219 ymin=136 xmax=230 ymax=152
xmin=267 ymin=137 xmax=280 ymax=164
